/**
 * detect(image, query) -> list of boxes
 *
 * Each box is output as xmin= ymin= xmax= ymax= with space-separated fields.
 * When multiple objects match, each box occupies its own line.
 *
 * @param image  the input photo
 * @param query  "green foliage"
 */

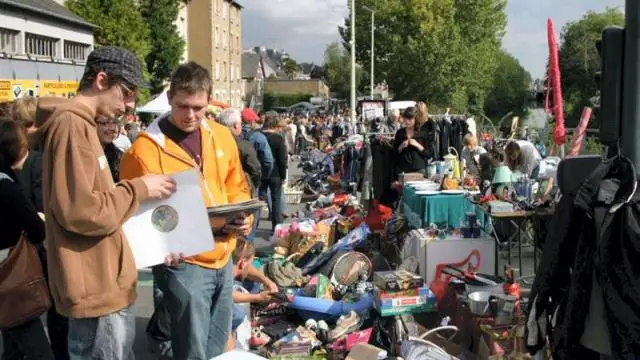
xmin=263 ymin=92 xmax=314 ymax=110
xmin=323 ymin=42 xmax=362 ymax=99
xmin=282 ymin=58 xmax=300 ymax=79
xmin=339 ymin=0 xmax=507 ymax=111
xmin=484 ymin=50 xmax=532 ymax=119
xmin=139 ymin=0 xmax=186 ymax=95
xmin=559 ymin=8 xmax=624 ymax=128
xmin=66 ymin=0 xmax=151 ymax=102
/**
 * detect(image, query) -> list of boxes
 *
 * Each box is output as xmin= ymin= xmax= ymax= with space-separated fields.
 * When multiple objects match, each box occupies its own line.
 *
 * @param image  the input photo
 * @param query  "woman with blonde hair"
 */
xmin=416 ymin=101 xmax=429 ymax=129
xmin=416 ymin=101 xmax=438 ymax=159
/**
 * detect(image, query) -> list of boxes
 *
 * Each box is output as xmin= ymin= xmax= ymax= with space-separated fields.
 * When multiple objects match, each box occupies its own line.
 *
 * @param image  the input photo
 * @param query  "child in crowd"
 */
xmin=461 ymin=133 xmax=487 ymax=177
xmin=227 ymin=238 xmax=281 ymax=351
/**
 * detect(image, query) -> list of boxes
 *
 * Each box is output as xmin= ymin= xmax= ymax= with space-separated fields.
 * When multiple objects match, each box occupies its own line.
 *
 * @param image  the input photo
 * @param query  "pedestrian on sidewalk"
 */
xmin=39 ymin=46 xmax=177 ymax=360
xmin=120 ymin=62 xmax=253 ymax=359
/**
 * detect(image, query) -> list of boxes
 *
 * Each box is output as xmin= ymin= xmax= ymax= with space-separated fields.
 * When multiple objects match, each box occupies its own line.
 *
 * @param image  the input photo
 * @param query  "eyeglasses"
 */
xmin=118 ymin=82 xmax=136 ymax=99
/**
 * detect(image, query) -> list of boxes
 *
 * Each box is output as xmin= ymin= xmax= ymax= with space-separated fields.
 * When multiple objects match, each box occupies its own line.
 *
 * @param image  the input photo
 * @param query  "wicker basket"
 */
xmin=284 ymin=190 xmax=303 ymax=204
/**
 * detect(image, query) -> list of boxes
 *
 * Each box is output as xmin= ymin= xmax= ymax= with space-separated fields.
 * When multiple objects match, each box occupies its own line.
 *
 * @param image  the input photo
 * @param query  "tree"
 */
xmin=339 ymin=0 xmax=506 ymax=112
xmin=282 ymin=58 xmax=300 ymax=79
xmin=323 ymin=42 xmax=362 ymax=99
xmin=66 ymin=0 xmax=151 ymax=101
xmin=140 ymin=0 xmax=185 ymax=95
xmin=484 ymin=50 xmax=532 ymax=119
xmin=559 ymin=7 xmax=624 ymax=127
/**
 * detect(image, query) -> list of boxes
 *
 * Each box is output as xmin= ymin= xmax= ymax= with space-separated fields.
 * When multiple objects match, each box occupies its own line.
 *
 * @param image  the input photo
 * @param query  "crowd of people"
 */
xmin=0 ymin=45 xmax=546 ymax=360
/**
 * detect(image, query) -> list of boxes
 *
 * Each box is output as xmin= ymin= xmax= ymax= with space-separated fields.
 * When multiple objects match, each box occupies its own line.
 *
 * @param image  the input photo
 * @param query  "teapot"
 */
xmin=443 ymin=147 xmax=461 ymax=179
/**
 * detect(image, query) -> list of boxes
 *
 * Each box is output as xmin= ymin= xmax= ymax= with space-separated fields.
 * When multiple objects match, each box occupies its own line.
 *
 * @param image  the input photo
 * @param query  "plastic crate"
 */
xmin=284 ymin=190 xmax=303 ymax=204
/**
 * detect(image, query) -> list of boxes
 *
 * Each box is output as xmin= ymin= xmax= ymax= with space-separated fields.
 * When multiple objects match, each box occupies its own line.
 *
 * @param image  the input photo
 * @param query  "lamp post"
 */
xmin=362 ymin=5 xmax=375 ymax=100
xmin=350 ymin=0 xmax=356 ymax=123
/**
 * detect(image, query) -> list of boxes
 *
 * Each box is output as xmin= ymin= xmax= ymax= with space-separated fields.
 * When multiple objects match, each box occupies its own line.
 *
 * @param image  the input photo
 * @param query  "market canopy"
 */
xmin=137 ymin=90 xmax=232 ymax=114
xmin=136 ymin=89 xmax=169 ymax=114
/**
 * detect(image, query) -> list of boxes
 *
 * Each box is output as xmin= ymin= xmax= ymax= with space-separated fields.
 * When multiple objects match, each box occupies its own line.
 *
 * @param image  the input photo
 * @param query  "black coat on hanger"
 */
xmin=527 ymin=155 xmax=640 ymax=359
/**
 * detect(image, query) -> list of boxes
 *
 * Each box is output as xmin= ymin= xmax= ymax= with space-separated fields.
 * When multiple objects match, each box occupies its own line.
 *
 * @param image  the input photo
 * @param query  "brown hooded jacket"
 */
xmin=38 ymin=97 xmax=149 ymax=318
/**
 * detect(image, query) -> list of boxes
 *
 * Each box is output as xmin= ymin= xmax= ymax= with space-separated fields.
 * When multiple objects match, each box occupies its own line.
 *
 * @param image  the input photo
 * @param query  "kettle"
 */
xmin=443 ymin=147 xmax=461 ymax=179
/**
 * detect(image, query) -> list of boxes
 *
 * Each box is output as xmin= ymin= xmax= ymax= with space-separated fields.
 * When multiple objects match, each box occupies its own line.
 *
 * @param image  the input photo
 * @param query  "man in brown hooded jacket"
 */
xmin=39 ymin=46 xmax=177 ymax=359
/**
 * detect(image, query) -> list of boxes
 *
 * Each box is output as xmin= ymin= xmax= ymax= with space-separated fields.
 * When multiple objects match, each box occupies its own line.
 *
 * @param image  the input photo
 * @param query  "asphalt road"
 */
xmin=0 ymin=159 xmax=304 ymax=359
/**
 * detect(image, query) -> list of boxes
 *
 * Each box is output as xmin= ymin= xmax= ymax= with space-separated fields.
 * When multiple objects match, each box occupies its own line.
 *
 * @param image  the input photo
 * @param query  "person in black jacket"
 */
xmin=393 ymin=106 xmax=432 ymax=177
xmin=261 ymin=114 xmax=288 ymax=231
xmin=0 ymin=118 xmax=54 ymax=360
xmin=217 ymin=108 xmax=262 ymax=192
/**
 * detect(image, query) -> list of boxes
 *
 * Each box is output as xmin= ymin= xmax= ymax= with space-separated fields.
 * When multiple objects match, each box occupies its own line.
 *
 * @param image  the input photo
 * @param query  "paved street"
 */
xmin=0 ymin=159 xmax=304 ymax=358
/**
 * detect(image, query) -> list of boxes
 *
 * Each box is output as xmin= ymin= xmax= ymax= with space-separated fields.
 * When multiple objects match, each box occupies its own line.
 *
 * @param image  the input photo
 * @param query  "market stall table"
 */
xmin=402 ymin=185 xmax=484 ymax=229
xmin=476 ymin=206 xmax=536 ymax=277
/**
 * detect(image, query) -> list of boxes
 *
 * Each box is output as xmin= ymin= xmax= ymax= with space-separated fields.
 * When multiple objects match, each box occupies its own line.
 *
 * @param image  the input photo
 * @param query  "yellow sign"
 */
xmin=0 ymin=79 xmax=79 ymax=102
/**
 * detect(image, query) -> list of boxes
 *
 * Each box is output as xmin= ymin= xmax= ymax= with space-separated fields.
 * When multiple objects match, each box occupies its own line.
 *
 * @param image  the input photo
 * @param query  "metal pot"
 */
xmin=467 ymin=291 xmax=492 ymax=316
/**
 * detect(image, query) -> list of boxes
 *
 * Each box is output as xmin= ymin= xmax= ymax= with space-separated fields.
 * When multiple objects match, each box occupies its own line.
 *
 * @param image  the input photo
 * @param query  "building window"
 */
xmin=236 ymin=36 xmax=240 ymax=53
xmin=223 ymin=30 xmax=227 ymax=49
xmin=236 ymin=65 xmax=240 ymax=82
xmin=26 ymin=33 xmax=58 ymax=57
xmin=223 ymin=61 xmax=227 ymax=81
xmin=64 ymin=40 xmax=90 ymax=61
xmin=0 ymin=28 xmax=19 ymax=54
xmin=216 ymin=61 xmax=220 ymax=80
xmin=215 ymin=27 xmax=220 ymax=48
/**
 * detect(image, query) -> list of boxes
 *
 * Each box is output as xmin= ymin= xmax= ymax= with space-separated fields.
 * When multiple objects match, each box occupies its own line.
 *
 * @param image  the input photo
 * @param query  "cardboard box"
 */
xmin=373 ymin=270 xmax=424 ymax=291
xmin=374 ymin=287 xmax=437 ymax=316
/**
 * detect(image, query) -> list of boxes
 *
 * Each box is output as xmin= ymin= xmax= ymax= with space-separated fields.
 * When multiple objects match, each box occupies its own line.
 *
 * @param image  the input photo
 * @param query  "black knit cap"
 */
xmin=84 ymin=46 xmax=148 ymax=88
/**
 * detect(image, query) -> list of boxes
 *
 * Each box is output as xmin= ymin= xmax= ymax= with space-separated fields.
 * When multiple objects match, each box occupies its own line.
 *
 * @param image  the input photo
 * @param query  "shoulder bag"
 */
xmin=0 ymin=173 xmax=51 ymax=329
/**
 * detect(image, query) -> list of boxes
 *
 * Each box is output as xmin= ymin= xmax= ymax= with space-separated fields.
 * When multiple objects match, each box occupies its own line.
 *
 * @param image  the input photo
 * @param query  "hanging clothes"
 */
xmin=526 ymin=156 xmax=640 ymax=360
xmin=422 ymin=120 xmax=439 ymax=161
xmin=370 ymin=137 xmax=395 ymax=199
xmin=450 ymin=117 xmax=469 ymax=157
xmin=438 ymin=118 xmax=451 ymax=160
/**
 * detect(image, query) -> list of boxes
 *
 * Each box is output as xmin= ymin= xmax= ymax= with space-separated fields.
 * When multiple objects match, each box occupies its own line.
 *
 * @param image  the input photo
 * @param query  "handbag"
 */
xmin=0 ymin=232 xmax=51 ymax=329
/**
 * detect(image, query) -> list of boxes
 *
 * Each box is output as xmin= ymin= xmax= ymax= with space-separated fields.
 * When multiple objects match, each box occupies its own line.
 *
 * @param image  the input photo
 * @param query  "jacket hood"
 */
xmin=32 ymin=98 xmax=96 ymax=151
xmin=31 ymin=97 xmax=67 ymax=151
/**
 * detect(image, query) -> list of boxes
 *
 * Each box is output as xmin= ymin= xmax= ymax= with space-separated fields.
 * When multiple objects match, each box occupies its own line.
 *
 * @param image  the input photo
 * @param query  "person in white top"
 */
xmin=505 ymin=139 xmax=542 ymax=178
xmin=287 ymin=120 xmax=297 ymax=155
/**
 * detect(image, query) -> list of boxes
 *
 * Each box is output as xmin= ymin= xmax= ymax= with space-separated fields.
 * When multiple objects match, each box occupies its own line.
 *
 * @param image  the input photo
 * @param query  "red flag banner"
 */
xmin=547 ymin=18 xmax=566 ymax=145
xmin=567 ymin=107 xmax=593 ymax=157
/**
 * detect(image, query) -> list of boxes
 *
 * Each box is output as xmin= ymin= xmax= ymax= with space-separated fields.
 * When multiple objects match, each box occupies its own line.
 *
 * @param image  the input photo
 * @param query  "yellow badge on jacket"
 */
xmin=98 ymin=155 xmax=108 ymax=170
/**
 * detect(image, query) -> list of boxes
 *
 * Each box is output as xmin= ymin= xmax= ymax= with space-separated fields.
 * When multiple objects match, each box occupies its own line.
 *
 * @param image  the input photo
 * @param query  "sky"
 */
xmin=241 ymin=0 xmax=625 ymax=79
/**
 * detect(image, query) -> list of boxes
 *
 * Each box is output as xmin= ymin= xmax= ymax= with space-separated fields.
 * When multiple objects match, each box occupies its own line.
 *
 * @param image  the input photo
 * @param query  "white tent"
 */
xmin=136 ymin=89 xmax=170 ymax=114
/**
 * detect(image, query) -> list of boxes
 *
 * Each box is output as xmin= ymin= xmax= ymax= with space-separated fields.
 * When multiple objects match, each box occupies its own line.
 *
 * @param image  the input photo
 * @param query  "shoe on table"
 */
xmin=329 ymin=310 xmax=361 ymax=340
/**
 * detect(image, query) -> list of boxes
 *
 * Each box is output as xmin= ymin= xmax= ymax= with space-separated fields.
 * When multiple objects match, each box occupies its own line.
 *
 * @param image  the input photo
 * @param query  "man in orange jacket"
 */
xmin=120 ymin=62 xmax=252 ymax=359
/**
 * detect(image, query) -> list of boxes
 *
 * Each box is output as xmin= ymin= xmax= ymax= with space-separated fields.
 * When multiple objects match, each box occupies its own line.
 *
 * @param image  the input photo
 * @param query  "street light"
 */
xmin=362 ymin=5 xmax=375 ymax=100
xmin=350 ymin=0 xmax=356 ymax=123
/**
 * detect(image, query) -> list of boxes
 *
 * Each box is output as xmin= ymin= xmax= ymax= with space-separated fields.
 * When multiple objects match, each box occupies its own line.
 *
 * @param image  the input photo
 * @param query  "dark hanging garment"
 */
xmin=526 ymin=156 xmax=640 ymax=360
xmin=450 ymin=118 xmax=469 ymax=157
xmin=439 ymin=119 xmax=451 ymax=159
xmin=371 ymin=138 xmax=394 ymax=199
xmin=422 ymin=120 xmax=438 ymax=161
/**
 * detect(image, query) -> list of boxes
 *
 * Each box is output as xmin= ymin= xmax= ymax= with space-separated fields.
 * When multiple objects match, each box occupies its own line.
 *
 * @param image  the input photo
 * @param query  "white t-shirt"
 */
xmin=515 ymin=140 xmax=542 ymax=177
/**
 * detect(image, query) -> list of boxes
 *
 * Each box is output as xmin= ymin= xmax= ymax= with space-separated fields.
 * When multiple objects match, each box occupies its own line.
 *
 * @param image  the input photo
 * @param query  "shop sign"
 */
xmin=0 ymin=79 xmax=78 ymax=102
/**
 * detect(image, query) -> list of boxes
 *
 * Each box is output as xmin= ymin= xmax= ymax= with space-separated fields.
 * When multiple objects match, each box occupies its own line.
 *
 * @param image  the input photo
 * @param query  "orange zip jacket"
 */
xmin=120 ymin=114 xmax=252 ymax=269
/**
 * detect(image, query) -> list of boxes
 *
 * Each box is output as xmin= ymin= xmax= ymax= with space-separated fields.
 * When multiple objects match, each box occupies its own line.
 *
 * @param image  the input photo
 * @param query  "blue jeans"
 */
xmin=248 ymin=189 xmax=261 ymax=242
xmin=67 ymin=305 xmax=135 ymax=360
xmin=153 ymin=261 xmax=233 ymax=360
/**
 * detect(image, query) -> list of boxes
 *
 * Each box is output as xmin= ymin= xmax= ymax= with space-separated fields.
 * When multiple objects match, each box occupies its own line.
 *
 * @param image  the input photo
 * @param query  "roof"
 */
xmin=0 ymin=0 xmax=96 ymax=29
xmin=242 ymin=52 xmax=260 ymax=79
xmin=229 ymin=0 xmax=243 ymax=9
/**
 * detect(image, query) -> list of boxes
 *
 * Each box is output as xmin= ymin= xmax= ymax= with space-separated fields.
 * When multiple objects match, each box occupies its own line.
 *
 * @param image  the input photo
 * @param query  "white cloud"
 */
xmin=241 ymin=0 xmax=624 ymax=75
